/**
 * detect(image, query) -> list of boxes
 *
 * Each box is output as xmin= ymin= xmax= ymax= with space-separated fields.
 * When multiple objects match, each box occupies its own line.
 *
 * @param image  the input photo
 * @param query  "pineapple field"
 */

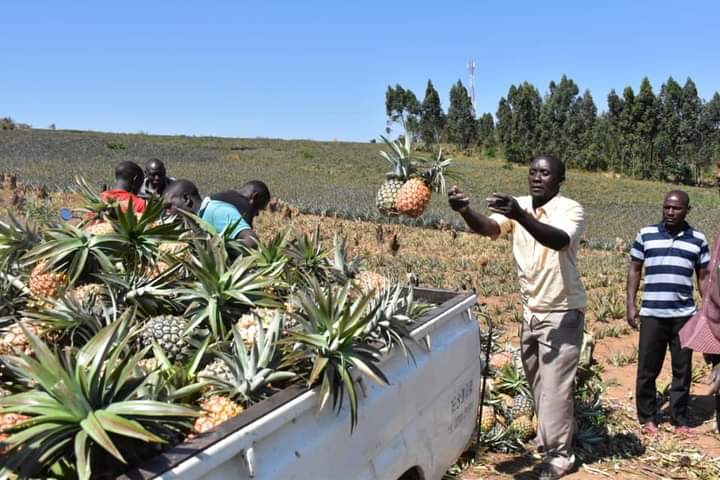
xmin=1 ymin=129 xmax=720 ymax=479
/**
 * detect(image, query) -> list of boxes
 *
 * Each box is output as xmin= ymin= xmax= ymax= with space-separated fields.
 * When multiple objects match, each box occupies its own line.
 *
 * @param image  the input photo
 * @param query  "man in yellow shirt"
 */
xmin=449 ymin=155 xmax=587 ymax=480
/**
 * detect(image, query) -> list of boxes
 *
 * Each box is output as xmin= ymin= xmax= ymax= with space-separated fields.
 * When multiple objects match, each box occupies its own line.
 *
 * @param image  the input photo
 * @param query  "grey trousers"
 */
xmin=521 ymin=310 xmax=584 ymax=473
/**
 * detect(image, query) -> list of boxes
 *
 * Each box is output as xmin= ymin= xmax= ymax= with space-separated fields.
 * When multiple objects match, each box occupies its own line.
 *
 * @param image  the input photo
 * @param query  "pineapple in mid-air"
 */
xmin=141 ymin=315 xmax=192 ymax=364
xmin=193 ymin=396 xmax=244 ymax=434
xmin=375 ymin=135 xmax=418 ymax=215
xmin=376 ymin=179 xmax=405 ymax=214
xmin=394 ymin=149 xmax=453 ymax=218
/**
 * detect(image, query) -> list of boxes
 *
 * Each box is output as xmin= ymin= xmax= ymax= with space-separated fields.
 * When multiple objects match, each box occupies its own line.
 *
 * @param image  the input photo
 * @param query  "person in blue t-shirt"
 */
xmin=162 ymin=179 xmax=269 ymax=248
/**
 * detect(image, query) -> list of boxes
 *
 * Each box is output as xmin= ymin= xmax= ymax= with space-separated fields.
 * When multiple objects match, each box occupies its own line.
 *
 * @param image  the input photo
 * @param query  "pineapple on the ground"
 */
xmin=193 ymin=396 xmax=244 ymax=434
xmin=480 ymin=406 xmax=496 ymax=432
xmin=510 ymin=393 xmax=535 ymax=419
xmin=508 ymin=415 xmax=535 ymax=441
xmin=141 ymin=315 xmax=192 ymax=364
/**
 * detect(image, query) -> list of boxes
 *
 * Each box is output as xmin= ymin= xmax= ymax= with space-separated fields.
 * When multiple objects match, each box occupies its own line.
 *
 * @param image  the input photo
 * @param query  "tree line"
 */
xmin=385 ymin=76 xmax=720 ymax=184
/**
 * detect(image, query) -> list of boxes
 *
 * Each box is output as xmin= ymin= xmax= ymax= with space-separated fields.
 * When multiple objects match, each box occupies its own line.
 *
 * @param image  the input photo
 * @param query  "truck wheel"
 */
xmin=397 ymin=467 xmax=423 ymax=480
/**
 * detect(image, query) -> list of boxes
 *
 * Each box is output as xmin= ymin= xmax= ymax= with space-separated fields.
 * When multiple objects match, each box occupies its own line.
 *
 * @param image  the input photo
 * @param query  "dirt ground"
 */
xmin=458 ymin=321 xmax=720 ymax=479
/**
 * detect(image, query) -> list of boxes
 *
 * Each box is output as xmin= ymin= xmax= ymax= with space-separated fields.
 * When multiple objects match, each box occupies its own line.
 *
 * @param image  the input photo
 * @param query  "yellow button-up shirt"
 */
xmin=489 ymin=194 xmax=587 ymax=318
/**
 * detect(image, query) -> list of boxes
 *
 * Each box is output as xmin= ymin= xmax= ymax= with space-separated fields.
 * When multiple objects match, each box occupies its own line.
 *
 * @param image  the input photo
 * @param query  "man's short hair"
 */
xmin=145 ymin=158 xmax=165 ymax=173
xmin=531 ymin=154 xmax=565 ymax=182
xmin=239 ymin=180 xmax=271 ymax=205
xmin=665 ymin=189 xmax=690 ymax=207
xmin=115 ymin=161 xmax=143 ymax=183
xmin=163 ymin=179 xmax=200 ymax=200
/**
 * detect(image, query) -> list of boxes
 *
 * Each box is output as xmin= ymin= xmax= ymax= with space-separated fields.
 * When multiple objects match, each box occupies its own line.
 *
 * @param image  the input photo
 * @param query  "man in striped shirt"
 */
xmin=627 ymin=190 xmax=710 ymax=436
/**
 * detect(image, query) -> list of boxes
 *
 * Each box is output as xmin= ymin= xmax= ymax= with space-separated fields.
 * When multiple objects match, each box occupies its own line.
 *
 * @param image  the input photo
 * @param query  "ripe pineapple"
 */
xmin=0 ymin=413 xmax=30 ymax=446
xmin=508 ymin=415 xmax=535 ymax=441
xmin=376 ymin=179 xmax=404 ymax=214
xmin=0 ymin=321 xmax=44 ymax=355
xmin=355 ymin=271 xmax=388 ymax=294
xmin=193 ymin=396 xmax=244 ymax=434
xmin=394 ymin=178 xmax=431 ymax=218
xmin=28 ymin=261 xmax=67 ymax=301
xmin=375 ymin=135 xmax=418 ymax=215
xmin=84 ymin=221 xmax=114 ymax=236
xmin=480 ymin=406 xmax=496 ymax=432
xmin=70 ymin=282 xmax=106 ymax=307
xmin=141 ymin=315 xmax=192 ymax=364
xmin=394 ymin=149 xmax=453 ymax=218
xmin=235 ymin=308 xmax=280 ymax=344
xmin=198 ymin=359 xmax=233 ymax=383
xmin=510 ymin=394 xmax=535 ymax=419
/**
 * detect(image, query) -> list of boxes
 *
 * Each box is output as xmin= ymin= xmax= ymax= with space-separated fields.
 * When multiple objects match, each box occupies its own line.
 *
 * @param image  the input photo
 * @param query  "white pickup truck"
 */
xmin=120 ymin=288 xmax=481 ymax=480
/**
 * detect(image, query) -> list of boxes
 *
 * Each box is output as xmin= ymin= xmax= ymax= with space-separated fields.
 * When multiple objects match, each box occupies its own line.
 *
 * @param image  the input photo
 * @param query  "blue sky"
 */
xmin=1 ymin=1 xmax=719 ymax=142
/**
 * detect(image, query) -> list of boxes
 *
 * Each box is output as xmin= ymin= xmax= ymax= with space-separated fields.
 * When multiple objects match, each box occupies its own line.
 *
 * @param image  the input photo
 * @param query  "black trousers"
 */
xmin=636 ymin=315 xmax=692 ymax=425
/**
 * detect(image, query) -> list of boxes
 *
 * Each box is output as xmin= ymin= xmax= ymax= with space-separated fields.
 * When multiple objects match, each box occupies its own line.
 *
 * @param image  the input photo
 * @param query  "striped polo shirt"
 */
xmin=630 ymin=222 xmax=710 ymax=318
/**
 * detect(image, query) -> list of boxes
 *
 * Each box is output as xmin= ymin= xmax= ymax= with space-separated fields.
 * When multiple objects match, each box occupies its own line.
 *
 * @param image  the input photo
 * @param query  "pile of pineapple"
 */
xmin=477 ymin=330 xmax=604 ymax=453
xmin=0 ymin=179 xmax=433 ymax=479
xmin=375 ymin=135 xmax=455 ymax=218
xmin=478 ymin=346 xmax=538 ymax=452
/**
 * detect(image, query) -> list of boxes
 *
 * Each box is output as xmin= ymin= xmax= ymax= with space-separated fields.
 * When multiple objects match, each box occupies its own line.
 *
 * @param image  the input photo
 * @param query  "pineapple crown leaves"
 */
xmin=363 ymin=285 xmax=429 ymax=361
xmin=22 ymin=288 xmax=115 ymax=345
xmin=285 ymin=225 xmax=329 ymax=278
xmin=379 ymin=135 xmax=420 ymax=181
xmin=23 ymin=222 xmax=120 ymax=286
xmin=327 ymin=234 xmax=362 ymax=284
xmin=417 ymin=148 xmax=459 ymax=194
xmin=204 ymin=313 xmax=295 ymax=404
xmin=104 ymin=197 xmax=183 ymax=267
xmin=494 ymin=361 xmax=531 ymax=397
xmin=98 ymin=267 xmax=181 ymax=318
xmin=143 ymin=335 xmax=212 ymax=403
xmin=0 ymin=274 xmax=29 ymax=327
xmin=0 ymin=213 xmax=42 ymax=272
xmin=0 ymin=312 xmax=199 ymax=479
xmin=242 ymin=228 xmax=292 ymax=270
xmin=279 ymin=278 xmax=388 ymax=432
xmin=72 ymin=176 xmax=107 ymax=218
xmin=177 ymin=244 xmax=283 ymax=340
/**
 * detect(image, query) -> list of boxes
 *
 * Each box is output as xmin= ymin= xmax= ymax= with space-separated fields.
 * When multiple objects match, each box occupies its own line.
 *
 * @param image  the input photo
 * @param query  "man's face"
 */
xmin=527 ymin=158 xmax=561 ymax=201
xmin=662 ymin=195 xmax=689 ymax=230
xmin=146 ymin=166 xmax=165 ymax=188
xmin=164 ymin=192 xmax=200 ymax=216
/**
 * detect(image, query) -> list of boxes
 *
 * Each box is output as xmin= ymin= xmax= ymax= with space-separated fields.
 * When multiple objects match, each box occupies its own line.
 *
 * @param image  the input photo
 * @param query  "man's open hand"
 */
xmin=448 ymin=185 xmax=470 ymax=212
xmin=486 ymin=193 xmax=523 ymax=220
